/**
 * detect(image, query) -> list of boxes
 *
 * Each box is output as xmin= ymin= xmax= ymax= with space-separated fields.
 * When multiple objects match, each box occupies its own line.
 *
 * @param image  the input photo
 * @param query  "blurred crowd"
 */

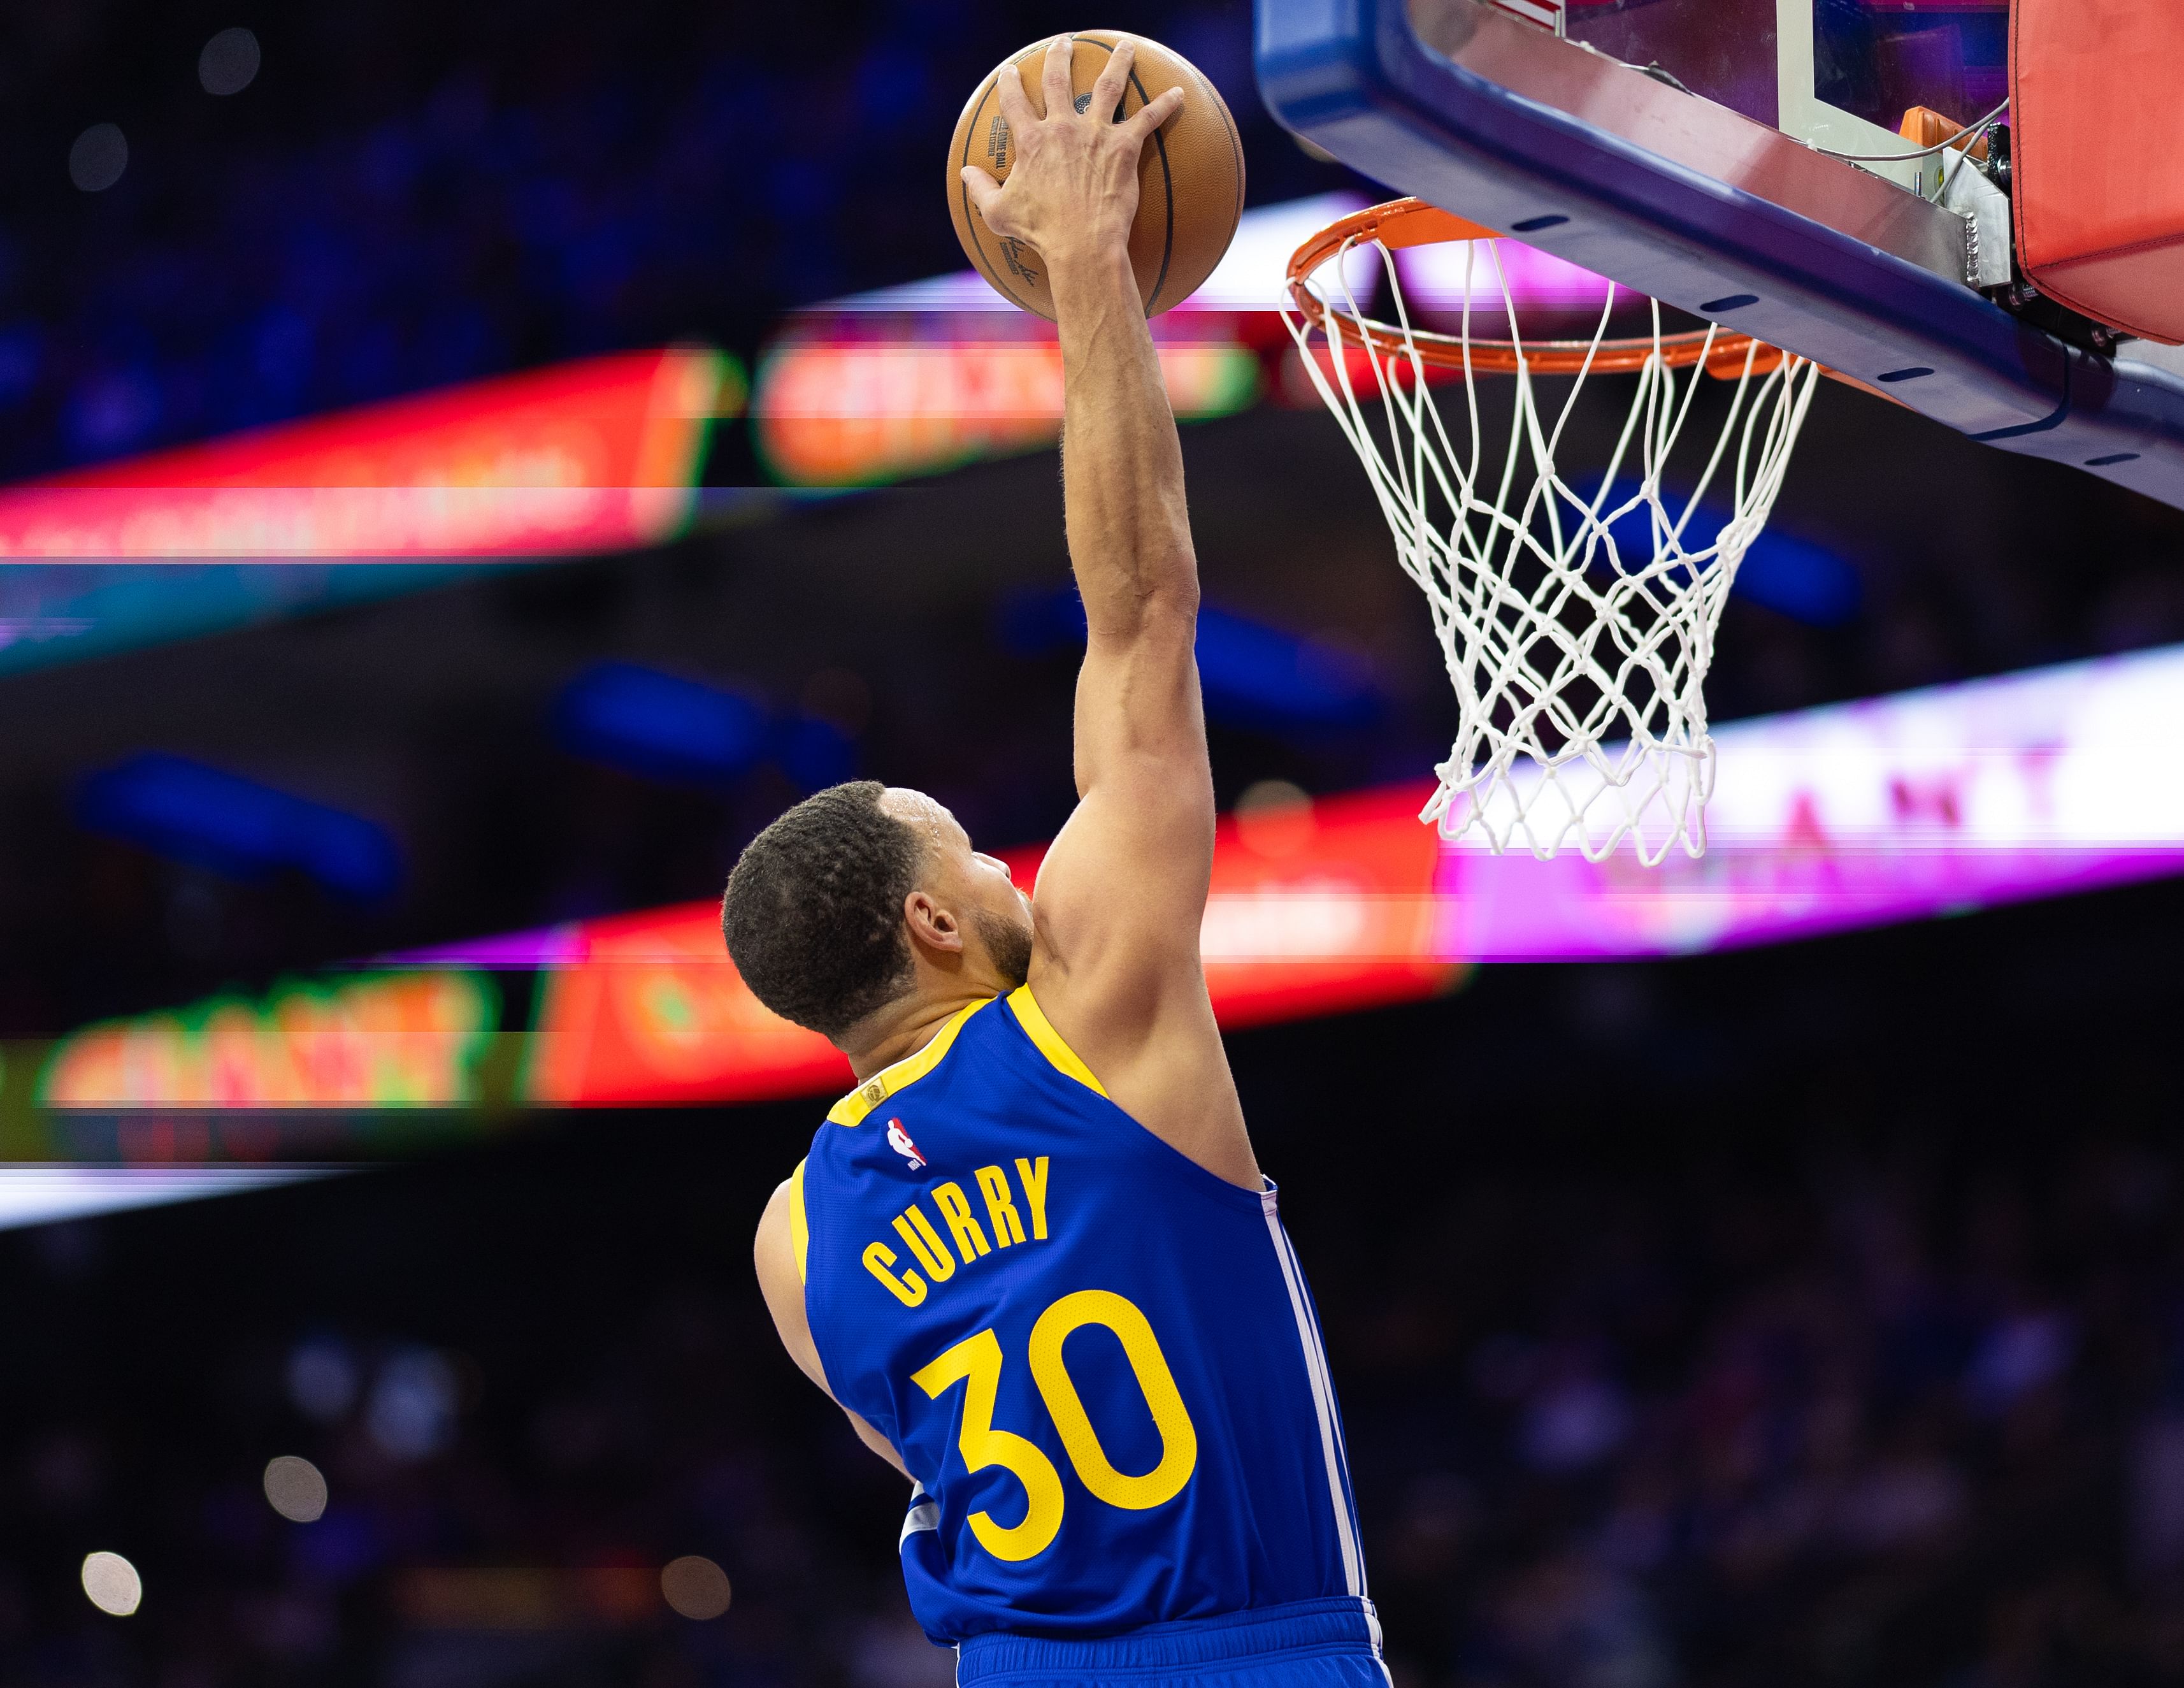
xmin=8 ymin=928 xmax=2184 ymax=1688
xmin=0 ymin=0 xmax=1310 ymax=485
xmin=1340 ymin=1135 xmax=2184 ymax=1687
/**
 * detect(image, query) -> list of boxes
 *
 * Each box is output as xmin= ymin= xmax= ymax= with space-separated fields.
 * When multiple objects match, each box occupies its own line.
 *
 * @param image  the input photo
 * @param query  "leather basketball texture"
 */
xmin=947 ymin=32 xmax=1244 ymax=320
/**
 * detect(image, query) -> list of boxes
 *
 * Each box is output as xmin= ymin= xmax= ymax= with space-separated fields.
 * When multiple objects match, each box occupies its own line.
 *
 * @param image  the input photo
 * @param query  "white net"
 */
xmin=1284 ymin=232 xmax=1822 ymax=864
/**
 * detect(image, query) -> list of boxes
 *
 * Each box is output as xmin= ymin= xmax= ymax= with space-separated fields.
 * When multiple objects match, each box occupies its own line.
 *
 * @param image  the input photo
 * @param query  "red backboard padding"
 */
xmin=2013 ymin=0 xmax=2184 ymax=344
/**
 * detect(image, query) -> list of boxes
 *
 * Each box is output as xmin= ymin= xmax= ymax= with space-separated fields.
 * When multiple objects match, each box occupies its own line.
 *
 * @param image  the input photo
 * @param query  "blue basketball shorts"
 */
xmin=952 ymin=1597 xmax=1393 ymax=1688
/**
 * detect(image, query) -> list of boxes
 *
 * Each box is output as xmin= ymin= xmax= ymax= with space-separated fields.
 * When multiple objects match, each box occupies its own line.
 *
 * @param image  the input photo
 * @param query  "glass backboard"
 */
xmin=1254 ymin=0 xmax=2184 ymax=513
xmin=1554 ymin=0 xmax=2009 ymax=194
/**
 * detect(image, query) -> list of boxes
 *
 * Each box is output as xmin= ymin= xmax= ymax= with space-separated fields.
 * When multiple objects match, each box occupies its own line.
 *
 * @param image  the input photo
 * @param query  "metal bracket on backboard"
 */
xmin=1255 ymin=0 xmax=2184 ymax=512
xmin=1939 ymin=153 xmax=2013 ymax=291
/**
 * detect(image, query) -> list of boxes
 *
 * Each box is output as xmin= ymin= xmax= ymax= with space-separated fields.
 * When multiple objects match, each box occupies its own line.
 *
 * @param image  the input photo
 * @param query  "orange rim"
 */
xmin=1287 ymin=198 xmax=1786 ymax=379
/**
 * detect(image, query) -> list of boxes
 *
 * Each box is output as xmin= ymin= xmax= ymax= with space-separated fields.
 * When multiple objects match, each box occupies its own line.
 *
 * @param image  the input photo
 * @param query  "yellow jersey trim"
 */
xmin=825 ymin=997 xmax=992 ymax=1127
xmin=1007 ymin=985 xmax=1109 ymax=1097
xmin=789 ymin=1158 xmax=810 ymax=1285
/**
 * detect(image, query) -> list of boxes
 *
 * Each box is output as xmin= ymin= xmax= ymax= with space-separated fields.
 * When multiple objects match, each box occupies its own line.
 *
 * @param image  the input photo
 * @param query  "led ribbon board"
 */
xmin=45 ymin=649 xmax=2184 ymax=1111
xmin=519 ymin=644 xmax=2184 ymax=1102
xmin=521 ymin=784 xmax=1456 ymax=1105
xmin=40 ymin=971 xmax=499 ymax=1109
xmin=0 ymin=347 xmax=729 ymax=559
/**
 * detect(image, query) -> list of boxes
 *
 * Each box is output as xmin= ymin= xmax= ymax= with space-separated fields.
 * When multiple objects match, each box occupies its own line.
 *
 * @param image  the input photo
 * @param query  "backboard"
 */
xmin=1255 ymin=0 xmax=2184 ymax=513
xmin=1559 ymin=0 xmax=2007 ymax=198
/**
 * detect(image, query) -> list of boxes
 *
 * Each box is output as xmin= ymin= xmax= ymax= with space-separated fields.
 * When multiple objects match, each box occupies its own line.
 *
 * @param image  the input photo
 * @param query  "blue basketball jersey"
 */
xmin=791 ymin=986 xmax=1370 ymax=1643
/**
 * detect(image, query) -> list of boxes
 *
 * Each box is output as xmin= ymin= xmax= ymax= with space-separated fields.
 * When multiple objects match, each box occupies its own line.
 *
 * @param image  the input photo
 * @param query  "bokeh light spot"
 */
xmin=262 ymin=1454 xmax=328 ymax=1522
xmin=366 ymin=1349 xmax=458 ymax=1461
xmin=69 ymin=126 xmax=127 ymax=193
xmin=660 ymin=1555 xmax=731 ymax=1619
xmin=287 ymin=1339 xmax=359 ymax=1421
xmin=80 ymin=1552 xmax=141 ymax=1616
xmin=199 ymin=27 xmax=262 ymax=96
xmin=1235 ymin=779 xmax=1317 ymax=860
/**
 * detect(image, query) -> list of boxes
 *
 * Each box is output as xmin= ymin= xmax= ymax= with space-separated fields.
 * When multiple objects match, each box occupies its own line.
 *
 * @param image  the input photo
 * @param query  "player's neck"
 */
xmin=838 ymin=986 xmax=998 ymax=1081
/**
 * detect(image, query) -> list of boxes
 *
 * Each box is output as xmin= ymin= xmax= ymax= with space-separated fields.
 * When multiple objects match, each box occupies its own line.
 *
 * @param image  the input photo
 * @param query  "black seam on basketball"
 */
xmin=960 ymin=66 xmax=1035 ymax=314
xmin=1131 ymin=65 xmax=1174 ymax=315
xmin=1075 ymin=40 xmax=1171 ymax=315
xmin=959 ymin=39 xmax=1170 ymax=317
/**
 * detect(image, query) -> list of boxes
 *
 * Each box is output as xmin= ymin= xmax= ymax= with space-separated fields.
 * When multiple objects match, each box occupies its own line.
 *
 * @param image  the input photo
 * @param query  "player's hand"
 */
xmin=959 ymin=36 xmax=1185 ymax=276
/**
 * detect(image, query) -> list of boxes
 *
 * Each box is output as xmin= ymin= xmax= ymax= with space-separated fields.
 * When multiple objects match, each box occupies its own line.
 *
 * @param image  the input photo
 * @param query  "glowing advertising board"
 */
xmin=0 ymin=347 xmax=729 ymax=559
xmin=1439 ymin=647 xmax=2184 ymax=957
xmin=1190 ymin=782 xmax=1457 ymax=1027
xmin=0 ymin=1165 xmax=326 ymax=1231
xmin=40 ymin=971 xmax=498 ymax=1109
xmin=745 ymin=194 xmax=1390 ymax=487
xmin=752 ymin=333 xmax=1260 ymax=487
xmin=522 ymin=905 xmax=850 ymax=1107
xmin=40 ymin=647 xmax=2184 ymax=1116
xmin=522 ymin=783 xmax=1459 ymax=1105
xmin=747 ymin=191 xmax=1674 ymax=486
xmin=522 ymin=644 xmax=2184 ymax=1102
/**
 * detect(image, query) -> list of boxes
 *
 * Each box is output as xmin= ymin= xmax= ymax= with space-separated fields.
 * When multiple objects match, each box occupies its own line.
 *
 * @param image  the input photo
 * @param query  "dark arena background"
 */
xmin=5 ymin=4 xmax=2184 ymax=1686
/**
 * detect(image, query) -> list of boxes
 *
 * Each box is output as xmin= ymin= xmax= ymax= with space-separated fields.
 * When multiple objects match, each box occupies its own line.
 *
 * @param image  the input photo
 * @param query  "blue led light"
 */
xmin=1193 ymin=605 xmax=1383 ymax=731
xmin=771 ymin=715 xmax=858 ymax=792
xmin=995 ymin=588 xmax=1384 ymax=731
xmin=77 ymin=754 xmax=403 ymax=901
xmin=1586 ymin=482 xmax=1862 ymax=628
xmin=554 ymin=661 xmax=770 ymax=786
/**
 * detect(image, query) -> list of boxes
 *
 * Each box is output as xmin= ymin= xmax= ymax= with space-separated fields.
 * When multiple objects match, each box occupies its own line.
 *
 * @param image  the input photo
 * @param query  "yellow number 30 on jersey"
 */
xmin=910 ymin=1288 xmax=1199 ymax=1562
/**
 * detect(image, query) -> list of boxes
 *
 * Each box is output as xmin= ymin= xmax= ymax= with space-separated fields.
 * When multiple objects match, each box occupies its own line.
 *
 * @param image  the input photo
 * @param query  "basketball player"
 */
xmin=726 ymin=36 xmax=1384 ymax=1685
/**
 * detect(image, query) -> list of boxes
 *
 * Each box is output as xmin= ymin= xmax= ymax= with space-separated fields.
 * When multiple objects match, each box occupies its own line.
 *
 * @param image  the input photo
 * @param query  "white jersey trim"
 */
xmin=1261 ymin=1187 xmax=1363 ymax=1597
xmin=901 ymin=1482 xmax=940 ymax=1550
xmin=1276 ymin=1220 xmax=1369 ymax=1576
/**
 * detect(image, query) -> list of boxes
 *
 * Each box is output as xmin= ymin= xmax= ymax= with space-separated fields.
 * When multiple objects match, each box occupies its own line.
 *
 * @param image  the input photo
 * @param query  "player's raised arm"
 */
xmin=958 ymin=37 xmax=1256 ymax=1189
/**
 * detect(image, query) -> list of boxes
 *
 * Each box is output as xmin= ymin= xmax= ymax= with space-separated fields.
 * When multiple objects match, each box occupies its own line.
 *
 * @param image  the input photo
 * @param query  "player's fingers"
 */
xmin=1126 ymin=84 xmax=1186 ymax=139
xmin=1089 ymin=37 xmax=1134 ymax=119
xmin=1040 ymin=33 xmax=1075 ymax=118
xmin=995 ymin=62 xmax=1035 ymax=131
xmin=959 ymin=165 xmax=1005 ymax=222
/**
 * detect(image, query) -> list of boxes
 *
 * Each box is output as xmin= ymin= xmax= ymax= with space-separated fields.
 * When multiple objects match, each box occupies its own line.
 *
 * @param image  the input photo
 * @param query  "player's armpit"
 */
xmin=755 ymin=1179 xmax=909 ymax=1478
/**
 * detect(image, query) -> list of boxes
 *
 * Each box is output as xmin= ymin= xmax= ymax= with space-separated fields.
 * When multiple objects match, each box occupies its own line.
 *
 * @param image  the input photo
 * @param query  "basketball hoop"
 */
xmin=1284 ymin=198 xmax=1822 ymax=864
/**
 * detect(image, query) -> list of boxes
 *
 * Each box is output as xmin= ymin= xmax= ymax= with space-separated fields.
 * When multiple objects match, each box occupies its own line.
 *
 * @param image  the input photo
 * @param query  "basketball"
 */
xmin=947 ymin=32 xmax=1244 ymax=319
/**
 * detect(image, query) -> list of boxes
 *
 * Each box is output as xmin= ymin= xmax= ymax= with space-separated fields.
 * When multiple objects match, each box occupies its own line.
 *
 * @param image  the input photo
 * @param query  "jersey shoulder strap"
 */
xmin=1000 ymin=985 xmax=1109 ymax=1098
xmin=824 ymin=997 xmax=993 ymax=1127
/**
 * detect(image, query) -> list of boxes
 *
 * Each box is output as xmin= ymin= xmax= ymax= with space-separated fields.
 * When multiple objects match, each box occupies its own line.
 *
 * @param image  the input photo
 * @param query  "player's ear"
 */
xmin=903 ymin=890 xmax=965 ymax=955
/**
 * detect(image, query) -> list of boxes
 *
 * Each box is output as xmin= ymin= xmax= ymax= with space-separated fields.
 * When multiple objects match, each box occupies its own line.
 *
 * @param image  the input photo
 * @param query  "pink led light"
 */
xmin=1395 ymin=237 xmax=1626 ymax=313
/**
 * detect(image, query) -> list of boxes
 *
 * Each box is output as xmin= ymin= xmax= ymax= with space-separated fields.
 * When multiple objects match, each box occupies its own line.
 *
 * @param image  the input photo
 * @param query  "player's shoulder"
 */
xmin=754 ymin=1155 xmax=812 ymax=1288
xmin=754 ymin=1165 xmax=795 ymax=1262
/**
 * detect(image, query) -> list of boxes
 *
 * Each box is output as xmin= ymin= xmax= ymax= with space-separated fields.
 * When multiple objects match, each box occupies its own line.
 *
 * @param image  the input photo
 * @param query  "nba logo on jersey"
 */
xmin=886 ymin=1117 xmax=926 ymax=1171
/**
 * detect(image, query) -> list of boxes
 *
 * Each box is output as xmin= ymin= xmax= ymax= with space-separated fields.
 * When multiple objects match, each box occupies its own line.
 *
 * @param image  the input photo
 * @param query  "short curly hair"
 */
xmin=721 ymin=781 xmax=926 ymax=1037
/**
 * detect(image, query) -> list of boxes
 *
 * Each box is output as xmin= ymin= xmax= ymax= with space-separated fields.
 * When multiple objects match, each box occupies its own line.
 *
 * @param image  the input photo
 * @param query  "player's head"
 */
xmin=721 ymin=781 xmax=1034 ymax=1041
